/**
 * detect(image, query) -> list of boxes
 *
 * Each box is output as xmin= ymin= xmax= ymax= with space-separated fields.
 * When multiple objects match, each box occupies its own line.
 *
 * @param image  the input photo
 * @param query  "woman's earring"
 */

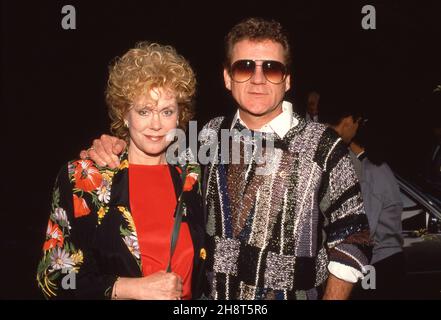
xmin=124 ymin=120 xmax=129 ymax=128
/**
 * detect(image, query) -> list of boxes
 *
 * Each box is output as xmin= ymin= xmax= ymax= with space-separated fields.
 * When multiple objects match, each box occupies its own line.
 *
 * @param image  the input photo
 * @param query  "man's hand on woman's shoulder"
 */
xmin=80 ymin=134 xmax=126 ymax=169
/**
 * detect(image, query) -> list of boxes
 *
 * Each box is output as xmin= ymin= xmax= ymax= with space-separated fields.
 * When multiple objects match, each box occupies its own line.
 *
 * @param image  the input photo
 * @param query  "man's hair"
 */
xmin=352 ymin=123 xmax=387 ymax=166
xmin=322 ymin=107 xmax=363 ymax=126
xmin=319 ymin=87 xmax=363 ymax=125
xmin=224 ymin=17 xmax=291 ymax=68
xmin=105 ymin=42 xmax=196 ymax=142
xmin=307 ymin=90 xmax=321 ymax=100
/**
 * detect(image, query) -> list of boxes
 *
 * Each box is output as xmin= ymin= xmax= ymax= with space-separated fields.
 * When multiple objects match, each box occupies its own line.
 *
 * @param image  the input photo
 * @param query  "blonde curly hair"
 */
xmin=106 ymin=42 xmax=196 ymax=142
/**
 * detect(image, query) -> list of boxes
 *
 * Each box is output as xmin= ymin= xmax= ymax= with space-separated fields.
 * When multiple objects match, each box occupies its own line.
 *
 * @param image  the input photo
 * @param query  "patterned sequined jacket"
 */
xmin=200 ymin=112 xmax=372 ymax=300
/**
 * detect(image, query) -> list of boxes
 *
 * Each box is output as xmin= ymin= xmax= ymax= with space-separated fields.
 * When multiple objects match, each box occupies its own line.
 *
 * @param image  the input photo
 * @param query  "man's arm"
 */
xmin=79 ymin=134 xmax=126 ymax=168
xmin=319 ymin=135 xmax=372 ymax=299
xmin=322 ymin=274 xmax=354 ymax=300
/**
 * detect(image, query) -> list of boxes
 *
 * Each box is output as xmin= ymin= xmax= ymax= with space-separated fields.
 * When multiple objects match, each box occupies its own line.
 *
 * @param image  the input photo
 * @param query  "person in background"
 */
xmin=327 ymin=106 xmax=405 ymax=299
xmin=350 ymin=125 xmax=405 ymax=299
xmin=305 ymin=90 xmax=320 ymax=123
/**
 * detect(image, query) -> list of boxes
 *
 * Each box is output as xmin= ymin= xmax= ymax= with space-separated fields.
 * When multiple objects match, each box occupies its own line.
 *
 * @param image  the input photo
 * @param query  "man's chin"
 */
xmin=239 ymin=104 xmax=281 ymax=118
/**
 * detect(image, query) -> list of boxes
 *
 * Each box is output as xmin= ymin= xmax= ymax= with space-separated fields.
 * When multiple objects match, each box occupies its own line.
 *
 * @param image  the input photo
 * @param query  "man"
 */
xmin=305 ymin=90 xmax=320 ymax=123
xmin=327 ymin=107 xmax=405 ymax=299
xmin=82 ymin=18 xmax=371 ymax=300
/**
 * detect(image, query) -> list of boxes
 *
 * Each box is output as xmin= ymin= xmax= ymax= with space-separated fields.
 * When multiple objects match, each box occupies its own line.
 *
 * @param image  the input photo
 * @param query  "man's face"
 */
xmin=223 ymin=39 xmax=291 ymax=126
xmin=306 ymin=92 xmax=320 ymax=116
xmin=341 ymin=116 xmax=360 ymax=144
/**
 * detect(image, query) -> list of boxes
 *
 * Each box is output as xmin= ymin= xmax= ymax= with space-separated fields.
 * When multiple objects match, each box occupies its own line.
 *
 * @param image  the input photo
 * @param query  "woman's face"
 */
xmin=125 ymin=87 xmax=179 ymax=164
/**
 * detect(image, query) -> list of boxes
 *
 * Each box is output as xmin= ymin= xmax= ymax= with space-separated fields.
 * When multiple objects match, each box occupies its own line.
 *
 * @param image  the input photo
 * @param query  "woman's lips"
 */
xmin=144 ymin=135 xmax=164 ymax=142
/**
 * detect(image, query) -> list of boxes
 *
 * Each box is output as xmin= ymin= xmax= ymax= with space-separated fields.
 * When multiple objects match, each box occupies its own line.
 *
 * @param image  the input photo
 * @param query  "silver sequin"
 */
xmin=264 ymin=251 xmax=295 ymax=290
xmin=213 ymin=237 xmax=240 ymax=276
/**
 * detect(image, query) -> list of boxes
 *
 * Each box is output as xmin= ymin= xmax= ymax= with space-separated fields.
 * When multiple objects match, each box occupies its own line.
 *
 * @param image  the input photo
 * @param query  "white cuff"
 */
xmin=327 ymin=261 xmax=365 ymax=283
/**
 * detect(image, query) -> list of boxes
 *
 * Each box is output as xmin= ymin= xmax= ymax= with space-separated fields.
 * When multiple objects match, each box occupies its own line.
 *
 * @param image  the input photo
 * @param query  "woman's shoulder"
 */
xmin=55 ymin=158 xmax=119 ymax=197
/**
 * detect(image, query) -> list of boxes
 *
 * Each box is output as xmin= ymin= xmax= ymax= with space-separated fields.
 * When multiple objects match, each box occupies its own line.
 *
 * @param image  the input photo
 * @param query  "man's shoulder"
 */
xmin=299 ymin=123 xmax=347 ymax=171
xmin=197 ymin=116 xmax=226 ymax=148
xmin=298 ymin=122 xmax=342 ymax=151
xmin=201 ymin=116 xmax=226 ymax=131
xmin=303 ymin=121 xmax=336 ymax=138
xmin=363 ymin=160 xmax=398 ymax=190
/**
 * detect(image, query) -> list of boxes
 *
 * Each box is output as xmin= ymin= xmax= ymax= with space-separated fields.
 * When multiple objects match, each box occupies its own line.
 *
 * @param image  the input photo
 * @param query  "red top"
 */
xmin=129 ymin=164 xmax=194 ymax=299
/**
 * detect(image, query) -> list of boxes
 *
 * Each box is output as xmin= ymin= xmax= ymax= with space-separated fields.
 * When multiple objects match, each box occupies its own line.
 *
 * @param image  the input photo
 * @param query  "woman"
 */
xmin=36 ymin=42 xmax=206 ymax=300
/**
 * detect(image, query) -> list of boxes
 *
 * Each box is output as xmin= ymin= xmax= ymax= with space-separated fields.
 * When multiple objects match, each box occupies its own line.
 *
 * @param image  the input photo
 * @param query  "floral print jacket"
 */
xmin=36 ymin=151 xmax=206 ymax=299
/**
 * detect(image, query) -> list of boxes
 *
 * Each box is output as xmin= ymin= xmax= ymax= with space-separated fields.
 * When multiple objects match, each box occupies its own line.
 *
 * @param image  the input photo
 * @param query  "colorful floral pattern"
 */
xmin=37 ymin=159 xmax=117 ymax=299
xmin=37 ymin=187 xmax=84 ymax=299
xmin=117 ymin=206 xmax=141 ymax=268
xmin=183 ymin=172 xmax=198 ymax=191
xmin=73 ymin=194 xmax=90 ymax=218
xmin=43 ymin=220 xmax=64 ymax=251
xmin=181 ymin=163 xmax=201 ymax=193
xmin=73 ymin=160 xmax=103 ymax=192
xmin=37 ymin=150 xmax=202 ymax=299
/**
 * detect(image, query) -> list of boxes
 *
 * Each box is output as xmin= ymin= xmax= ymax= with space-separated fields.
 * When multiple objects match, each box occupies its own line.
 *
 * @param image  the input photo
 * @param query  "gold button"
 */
xmin=200 ymin=248 xmax=206 ymax=260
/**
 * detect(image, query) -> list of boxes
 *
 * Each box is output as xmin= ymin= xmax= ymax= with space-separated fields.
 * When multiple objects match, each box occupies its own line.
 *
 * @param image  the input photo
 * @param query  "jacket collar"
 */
xmin=231 ymin=101 xmax=300 ymax=139
xmin=226 ymin=101 xmax=307 ymax=140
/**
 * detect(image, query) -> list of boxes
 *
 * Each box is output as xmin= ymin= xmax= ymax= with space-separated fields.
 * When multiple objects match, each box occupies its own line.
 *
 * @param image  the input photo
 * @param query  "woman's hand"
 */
xmin=113 ymin=271 xmax=183 ymax=300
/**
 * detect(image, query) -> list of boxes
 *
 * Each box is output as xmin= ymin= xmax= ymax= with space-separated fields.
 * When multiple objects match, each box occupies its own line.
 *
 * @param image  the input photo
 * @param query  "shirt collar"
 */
xmin=357 ymin=150 xmax=367 ymax=161
xmin=230 ymin=101 xmax=299 ymax=138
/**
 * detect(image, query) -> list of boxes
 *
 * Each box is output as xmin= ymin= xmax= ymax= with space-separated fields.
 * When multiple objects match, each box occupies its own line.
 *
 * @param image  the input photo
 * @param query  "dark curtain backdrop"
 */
xmin=2 ymin=0 xmax=440 ymax=299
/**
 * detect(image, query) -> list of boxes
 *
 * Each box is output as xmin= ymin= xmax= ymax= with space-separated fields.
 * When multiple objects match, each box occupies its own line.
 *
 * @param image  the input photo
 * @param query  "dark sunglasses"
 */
xmin=229 ymin=59 xmax=288 ymax=84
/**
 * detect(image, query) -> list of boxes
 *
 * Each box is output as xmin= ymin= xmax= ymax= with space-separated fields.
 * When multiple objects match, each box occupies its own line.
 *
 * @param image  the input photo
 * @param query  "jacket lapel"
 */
xmin=107 ymin=151 xmax=142 ymax=271
xmin=168 ymin=165 xmax=182 ymax=201
xmin=105 ymin=156 xmax=200 ymax=273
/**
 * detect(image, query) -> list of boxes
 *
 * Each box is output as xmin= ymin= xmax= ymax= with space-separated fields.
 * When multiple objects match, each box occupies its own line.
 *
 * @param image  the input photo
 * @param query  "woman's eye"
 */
xmin=162 ymin=110 xmax=174 ymax=117
xmin=138 ymin=110 xmax=150 ymax=116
